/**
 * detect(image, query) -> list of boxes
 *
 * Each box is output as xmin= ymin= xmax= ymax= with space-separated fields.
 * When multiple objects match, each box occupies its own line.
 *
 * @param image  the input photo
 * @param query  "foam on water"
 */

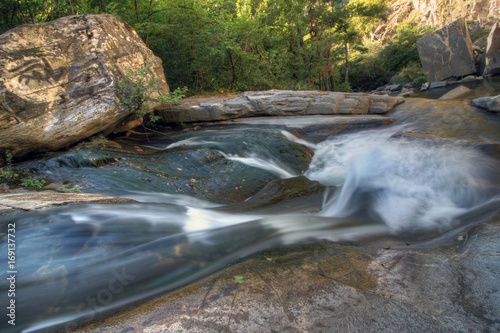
xmin=306 ymin=127 xmax=500 ymax=234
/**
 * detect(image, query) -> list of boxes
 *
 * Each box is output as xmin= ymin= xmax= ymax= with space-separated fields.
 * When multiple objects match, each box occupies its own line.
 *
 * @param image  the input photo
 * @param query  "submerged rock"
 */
xmin=27 ymin=125 xmax=316 ymax=205
xmin=158 ymin=90 xmax=404 ymax=123
xmin=76 ymin=213 xmax=500 ymax=333
xmin=417 ymin=19 xmax=477 ymax=82
xmin=0 ymin=15 xmax=169 ymax=159
xmin=217 ymin=176 xmax=325 ymax=214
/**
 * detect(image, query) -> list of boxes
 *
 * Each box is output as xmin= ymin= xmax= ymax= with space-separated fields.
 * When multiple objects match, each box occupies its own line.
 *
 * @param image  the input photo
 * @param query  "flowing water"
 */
xmin=1 ymin=97 xmax=500 ymax=332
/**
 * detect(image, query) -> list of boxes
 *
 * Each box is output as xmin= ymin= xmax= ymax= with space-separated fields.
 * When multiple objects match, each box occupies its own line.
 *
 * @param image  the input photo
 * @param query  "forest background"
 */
xmin=0 ymin=0 xmax=480 ymax=94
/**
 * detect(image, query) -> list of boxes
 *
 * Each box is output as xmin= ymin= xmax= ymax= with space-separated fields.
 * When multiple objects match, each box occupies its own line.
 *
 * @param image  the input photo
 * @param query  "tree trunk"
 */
xmin=68 ymin=0 xmax=75 ymax=15
xmin=134 ymin=0 xmax=141 ymax=23
xmin=227 ymin=49 xmax=237 ymax=88
xmin=145 ymin=0 xmax=153 ymax=46
xmin=344 ymin=42 xmax=349 ymax=84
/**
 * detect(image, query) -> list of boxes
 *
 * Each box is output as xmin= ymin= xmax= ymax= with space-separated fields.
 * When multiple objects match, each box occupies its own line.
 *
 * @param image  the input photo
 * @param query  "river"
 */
xmin=1 ymin=91 xmax=500 ymax=332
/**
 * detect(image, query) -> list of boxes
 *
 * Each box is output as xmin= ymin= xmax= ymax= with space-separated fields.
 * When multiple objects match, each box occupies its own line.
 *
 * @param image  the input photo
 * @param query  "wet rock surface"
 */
xmin=76 ymin=213 xmax=500 ymax=333
xmin=471 ymin=94 xmax=500 ymax=113
xmin=216 ymin=176 xmax=325 ymax=214
xmin=158 ymin=90 xmax=404 ymax=123
xmin=19 ymin=127 xmax=315 ymax=204
xmin=0 ymin=15 xmax=168 ymax=159
xmin=0 ymin=192 xmax=135 ymax=212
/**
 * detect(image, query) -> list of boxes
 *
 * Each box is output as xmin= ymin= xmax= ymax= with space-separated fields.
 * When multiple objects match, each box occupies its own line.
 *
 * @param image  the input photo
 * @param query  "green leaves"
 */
xmin=117 ymin=62 xmax=187 ymax=123
xmin=21 ymin=179 xmax=47 ymax=189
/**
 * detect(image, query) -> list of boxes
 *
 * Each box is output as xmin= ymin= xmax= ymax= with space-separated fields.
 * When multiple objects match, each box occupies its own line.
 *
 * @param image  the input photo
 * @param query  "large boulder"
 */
xmin=159 ymin=90 xmax=404 ymax=123
xmin=0 ymin=15 xmax=169 ymax=159
xmin=417 ymin=19 xmax=477 ymax=82
xmin=483 ymin=22 xmax=500 ymax=76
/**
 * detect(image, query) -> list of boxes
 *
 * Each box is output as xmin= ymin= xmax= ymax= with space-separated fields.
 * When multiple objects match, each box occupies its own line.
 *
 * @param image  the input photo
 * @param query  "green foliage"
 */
xmin=90 ymin=136 xmax=109 ymax=148
xmin=117 ymin=62 xmax=187 ymax=122
xmin=61 ymin=183 xmax=84 ymax=193
xmin=336 ymin=82 xmax=352 ymax=92
xmin=393 ymin=62 xmax=427 ymax=86
xmin=0 ymin=151 xmax=20 ymax=185
xmin=379 ymin=21 xmax=432 ymax=74
xmin=21 ymin=179 xmax=47 ymax=189
xmin=234 ymin=275 xmax=244 ymax=284
xmin=351 ymin=21 xmax=432 ymax=90
xmin=1 ymin=0 xmax=431 ymax=92
xmin=0 ymin=168 xmax=20 ymax=183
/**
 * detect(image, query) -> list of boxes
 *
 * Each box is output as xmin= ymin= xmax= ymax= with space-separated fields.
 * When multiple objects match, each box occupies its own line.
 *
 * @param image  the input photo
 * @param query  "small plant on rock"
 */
xmin=21 ymin=179 xmax=47 ymax=189
xmin=61 ymin=184 xmax=83 ymax=193
xmin=90 ymin=136 xmax=109 ymax=148
xmin=117 ymin=62 xmax=188 ymax=123
xmin=0 ymin=151 xmax=21 ymax=185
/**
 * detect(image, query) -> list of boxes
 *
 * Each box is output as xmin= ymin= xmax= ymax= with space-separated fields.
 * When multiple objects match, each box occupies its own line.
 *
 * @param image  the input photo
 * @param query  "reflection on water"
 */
xmin=1 ymin=102 xmax=500 ymax=332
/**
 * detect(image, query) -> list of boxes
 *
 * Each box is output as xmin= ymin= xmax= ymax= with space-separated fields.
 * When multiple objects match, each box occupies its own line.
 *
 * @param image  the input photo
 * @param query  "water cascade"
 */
xmin=1 ymin=98 xmax=500 ymax=332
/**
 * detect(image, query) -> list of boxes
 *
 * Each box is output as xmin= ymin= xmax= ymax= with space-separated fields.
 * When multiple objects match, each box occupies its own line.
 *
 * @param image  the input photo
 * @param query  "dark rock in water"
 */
xmin=429 ymin=81 xmax=447 ymax=89
xmin=0 ymin=15 xmax=169 ymax=159
xmin=471 ymin=95 xmax=500 ymax=113
xmin=34 ymin=146 xmax=279 ymax=204
xmin=27 ymin=126 xmax=316 ymax=205
xmin=483 ymin=22 xmax=500 ymax=76
xmin=417 ymin=19 xmax=477 ymax=82
xmin=216 ymin=176 xmax=325 ymax=214
xmin=75 ymin=213 xmax=500 ymax=333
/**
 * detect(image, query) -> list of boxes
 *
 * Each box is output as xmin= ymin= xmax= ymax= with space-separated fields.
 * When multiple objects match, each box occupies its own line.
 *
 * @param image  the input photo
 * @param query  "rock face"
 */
xmin=0 ymin=15 xmax=169 ymax=159
xmin=159 ymin=90 xmax=404 ymax=123
xmin=483 ymin=22 xmax=500 ymax=76
xmin=373 ymin=0 xmax=499 ymax=42
xmin=417 ymin=19 xmax=477 ymax=82
xmin=471 ymin=95 xmax=500 ymax=113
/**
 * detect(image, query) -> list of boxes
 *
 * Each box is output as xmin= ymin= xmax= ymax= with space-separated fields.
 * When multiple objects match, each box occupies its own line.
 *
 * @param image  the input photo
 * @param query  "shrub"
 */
xmin=117 ymin=62 xmax=188 ymax=123
xmin=21 ymin=179 xmax=47 ymax=189
xmin=393 ymin=62 xmax=427 ymax=86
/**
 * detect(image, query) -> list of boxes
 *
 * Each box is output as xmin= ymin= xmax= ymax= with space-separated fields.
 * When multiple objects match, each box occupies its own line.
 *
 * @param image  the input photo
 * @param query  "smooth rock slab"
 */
xmin=438 ymin=85 xmax=472 ymax=99
xmin=159 ymin=90 xmax=404 ymax=123
xmin=0 ymin=15 xmax=169 ymax=159
xmin=0 ymin=192 xmax=136 ymax=211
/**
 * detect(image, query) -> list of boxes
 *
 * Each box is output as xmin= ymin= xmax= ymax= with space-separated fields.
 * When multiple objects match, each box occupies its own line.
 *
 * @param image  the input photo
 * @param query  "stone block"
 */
xmin=429 ymin=81 xmax=448 ymax=89
xmin=483 ymin=22 xmax=500 ymax=76
xmin=417 ymin=19 xmax=477 ymax=82
xmin=438 ymin=85 xmax=472 ymax=99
